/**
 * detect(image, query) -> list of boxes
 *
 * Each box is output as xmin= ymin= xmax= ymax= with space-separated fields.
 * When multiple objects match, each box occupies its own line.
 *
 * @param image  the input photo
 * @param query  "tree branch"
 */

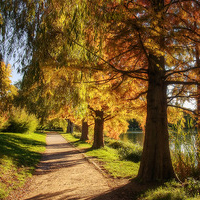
xmin=166 ymin=81 xmax=200 ymax=86
xmin=168 ymin=104 xmax=197 ymax=115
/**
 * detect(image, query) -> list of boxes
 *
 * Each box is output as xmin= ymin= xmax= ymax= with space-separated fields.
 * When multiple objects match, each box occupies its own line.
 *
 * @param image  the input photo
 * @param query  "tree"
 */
xmin=86 ymin=0 xmax=200 ymax=182
xmin=0 ymin=56 xmax=17 ymax=129
xmin=67 ymin=119 xmax=74 ymax=133
xmin=80 ymin=119 xmax=89 ymax=141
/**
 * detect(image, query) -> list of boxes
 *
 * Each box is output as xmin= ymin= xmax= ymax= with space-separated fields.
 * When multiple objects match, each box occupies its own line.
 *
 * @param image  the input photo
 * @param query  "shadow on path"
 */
xmin=91 ymin=179 xmax=159 ymax=200
xmin=25 ymin=189 xmax=78 ymax=200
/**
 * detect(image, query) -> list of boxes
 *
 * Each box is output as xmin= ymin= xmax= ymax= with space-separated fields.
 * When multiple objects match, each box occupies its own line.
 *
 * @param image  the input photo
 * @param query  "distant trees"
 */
xmin=0 ymin=56 xmax=17 ymax=129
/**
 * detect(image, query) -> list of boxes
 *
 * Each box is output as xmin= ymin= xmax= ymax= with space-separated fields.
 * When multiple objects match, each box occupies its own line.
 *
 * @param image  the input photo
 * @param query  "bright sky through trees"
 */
xmin=3 ymin=55 xmax=23 ymax=84
xmin=10 ymin=66 xmax=22 ymax=84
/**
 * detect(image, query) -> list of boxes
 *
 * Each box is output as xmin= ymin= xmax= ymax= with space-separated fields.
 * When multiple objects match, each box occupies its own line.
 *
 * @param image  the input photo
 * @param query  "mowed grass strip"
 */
xmin=0 ymin=132 xmax=46 ymax=199
xmin=61 ymin=133 xmax=139 ymax=179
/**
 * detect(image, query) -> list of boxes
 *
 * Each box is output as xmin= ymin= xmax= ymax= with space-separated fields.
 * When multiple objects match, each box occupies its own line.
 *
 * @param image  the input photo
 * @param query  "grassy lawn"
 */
xmin=0 ymin=132 xmax=46 ymax=199
xmin=61 ymin=132 xmax=140 ymax=179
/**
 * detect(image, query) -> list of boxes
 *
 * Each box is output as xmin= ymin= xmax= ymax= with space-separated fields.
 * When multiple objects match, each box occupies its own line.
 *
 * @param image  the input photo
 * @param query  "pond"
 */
xmin=119 ymin=130 xmax=144 ymax=145
xmin=120 ymin=129 xmax=198 ymax=152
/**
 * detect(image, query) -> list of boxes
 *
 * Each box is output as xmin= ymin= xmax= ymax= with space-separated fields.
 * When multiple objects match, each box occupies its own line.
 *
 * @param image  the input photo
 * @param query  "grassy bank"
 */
xmin=0 ymin=132 xmax=46 ymax=199
xmin=61 ymin=132 xmax=141 ymax=179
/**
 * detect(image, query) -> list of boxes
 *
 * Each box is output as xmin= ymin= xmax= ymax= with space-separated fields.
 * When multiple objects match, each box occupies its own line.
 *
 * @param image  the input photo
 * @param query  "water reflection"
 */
xmin=120 ymin=131 xmax=144 ymax=145
xmin=120 ymin=130 xmax=198 ymax=154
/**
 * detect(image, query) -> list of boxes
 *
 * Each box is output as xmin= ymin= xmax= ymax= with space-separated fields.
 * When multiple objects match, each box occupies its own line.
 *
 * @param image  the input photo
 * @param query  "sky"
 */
xmin=10 ymin=66 xmax=23 ymax=84
xmin=5 ymin=56 xmax=23 ymax=84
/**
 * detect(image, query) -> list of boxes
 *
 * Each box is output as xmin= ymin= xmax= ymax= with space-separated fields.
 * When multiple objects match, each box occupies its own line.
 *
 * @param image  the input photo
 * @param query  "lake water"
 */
xmin=120 ymin=131 xmax=144 ymax=145
xmin=120 ymin=130 xmax=198 ymax=155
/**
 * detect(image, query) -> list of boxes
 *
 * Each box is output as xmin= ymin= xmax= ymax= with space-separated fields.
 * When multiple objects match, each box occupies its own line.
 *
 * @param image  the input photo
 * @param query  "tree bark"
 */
xmin=196 ymin=45 xmax=200 ymax=132
xmin=92 ymin=110 xmax=104 ymax=149
xmin=137 ymin=54 xmax=176 ymax=182
xmin=195 ymin=44 xmax=200 ymax=169
xmin=67 ymin=119 xmax=73 ymax=133
xmin=81 ymin=120 xmax=89 ymax=141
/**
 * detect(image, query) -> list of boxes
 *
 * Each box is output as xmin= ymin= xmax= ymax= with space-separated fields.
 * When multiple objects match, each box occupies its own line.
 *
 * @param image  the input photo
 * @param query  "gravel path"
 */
xmin=21 ymin=132 xmax=115 ymax=200
xmin=7 ymin=132 xmax=150 ymax=200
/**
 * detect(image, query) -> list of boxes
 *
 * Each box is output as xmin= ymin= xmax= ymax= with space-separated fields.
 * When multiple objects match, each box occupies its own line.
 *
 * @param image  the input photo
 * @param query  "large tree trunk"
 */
xmin=196 ymin=45 xmax=200 ymax=132
xmin=67 ymin=119 xmax=73 ymax=133
xmin=81 ymin=120 xmax=89 ymax=141
xmin=197 ymin=82 xmax=200 ymax=169
xmin=137 ymin=54 xmax=176 ymax=182
xmin=92 ymin=110 xmax=104 ymax=149
xmin=196 ymin=44 xmax=200 ymax=168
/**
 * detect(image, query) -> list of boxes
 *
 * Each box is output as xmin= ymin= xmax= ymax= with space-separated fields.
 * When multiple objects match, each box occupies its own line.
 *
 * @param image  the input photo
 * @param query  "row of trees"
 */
xmin=1 ymin=0 xmax=200 ymax=183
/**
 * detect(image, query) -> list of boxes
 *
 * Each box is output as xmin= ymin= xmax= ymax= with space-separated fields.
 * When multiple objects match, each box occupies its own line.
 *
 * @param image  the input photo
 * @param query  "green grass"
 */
xmin=139 ymin=179 xmax=200 ymax=200
xmin=0 ymin=132 xmax=46 ymax=199
xmin=61 ymin=133 xmax=140 ymax=178
xmin=61 ymin=132 xmax=91 ymax=149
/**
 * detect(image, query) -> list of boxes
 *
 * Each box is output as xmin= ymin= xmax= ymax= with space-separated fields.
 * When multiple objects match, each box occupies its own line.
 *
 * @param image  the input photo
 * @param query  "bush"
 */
xmin=105 ymin=137 xmax=143 ymax=162
xmin=72 ymin=131 xmax=81 ymax=139
xmin=3 ymin=108 xmax=38 ymax=133
xmin=184 ymin=178 xmax=200 ymax=197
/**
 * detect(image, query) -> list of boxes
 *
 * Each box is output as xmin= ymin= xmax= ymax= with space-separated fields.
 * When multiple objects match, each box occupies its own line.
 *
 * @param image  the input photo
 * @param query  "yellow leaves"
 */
xmin=168 ymin=107 xmax=184 ymax=126
xmin=0 ymin=61 xmax=18 ymax=115
xmin=0 ymin=62 xmax=13 ymax=93
xmin=144 ymin=38 xmax=164 ymax=57
xmin=0 ymin=13 xmax=3 ymax=25
xmin=56 ymin=13 xmax=67 ymax=30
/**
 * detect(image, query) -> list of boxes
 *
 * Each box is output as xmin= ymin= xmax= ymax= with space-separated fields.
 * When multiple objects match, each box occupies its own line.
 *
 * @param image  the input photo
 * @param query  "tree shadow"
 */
xmin=91 ymin=178 xmax=161 ymax=200
xmin=35 ymin=156 xmax=87 ymax=175
xmin=25 ymin=189 xmax=79 ymax=200
xmin=0 ymin=132 xmax=46 ymax=167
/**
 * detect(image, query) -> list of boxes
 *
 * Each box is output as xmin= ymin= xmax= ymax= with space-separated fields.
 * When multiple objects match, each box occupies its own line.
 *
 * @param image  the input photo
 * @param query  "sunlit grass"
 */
xmin=0 ymin=132 xmax=46 ymax=199
xmin=62 ymin=132 xmax=91 ymax=149
xmin=139 ymin=179 xmax=200 ymax=200
xmin=62 ymin=132 xmax=140 ymax=178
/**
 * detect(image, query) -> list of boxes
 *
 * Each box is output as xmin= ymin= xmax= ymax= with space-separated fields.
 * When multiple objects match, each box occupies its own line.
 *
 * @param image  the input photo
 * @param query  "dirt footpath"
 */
xmin=11 ymin=132 xmax=134 ymax=200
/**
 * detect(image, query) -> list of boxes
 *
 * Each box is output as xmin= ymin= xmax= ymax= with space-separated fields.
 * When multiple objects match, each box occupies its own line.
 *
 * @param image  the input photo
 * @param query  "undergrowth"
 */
xmin=139 ymin=179 xmax=200 ymax=200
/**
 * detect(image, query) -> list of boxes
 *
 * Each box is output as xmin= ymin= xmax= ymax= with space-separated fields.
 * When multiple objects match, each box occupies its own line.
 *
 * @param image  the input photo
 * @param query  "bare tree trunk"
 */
xmin=81 ymin=120 xmax=89 ymax=141
xmin=137 ymin=54 xmax=176 ymax=182
xmin=92 ymin=110 xmax=104 ymax=149
xmin=67 ymin=119 xmax=73 ymax=133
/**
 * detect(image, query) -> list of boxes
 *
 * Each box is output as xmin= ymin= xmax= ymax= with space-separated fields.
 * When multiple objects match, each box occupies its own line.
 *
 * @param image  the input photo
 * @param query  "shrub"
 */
xmin=170 ymin=116 xmax=200 ymax=181
xmin=3 ymin=108 xmax=38 ymax=133
xmin=170 ymin=130 xmax=199 ymax=180
xmin=105 ymin=137 xmax=143 ymax=162
xmin=0 ymin=114 xmax=9 ymax=130
xmin=184 ymin=178 xmax=200 ymax=197
xmin=72 ymin=131 xmax=81 ymax=139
